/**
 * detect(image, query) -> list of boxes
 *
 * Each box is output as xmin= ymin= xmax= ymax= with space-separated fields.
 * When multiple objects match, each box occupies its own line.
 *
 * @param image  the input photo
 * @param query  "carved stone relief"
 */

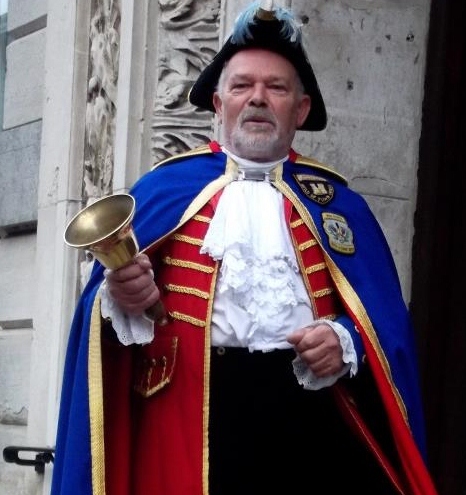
xmin=151 ymin=0 xmax=221 ymax=161
xmin=83 ymin=0 xmax=121 ymax=201
xmin=78 ymin=0 xmax=121 ymax=285
xmin=83 ymin=0 xmax=221 ymax=197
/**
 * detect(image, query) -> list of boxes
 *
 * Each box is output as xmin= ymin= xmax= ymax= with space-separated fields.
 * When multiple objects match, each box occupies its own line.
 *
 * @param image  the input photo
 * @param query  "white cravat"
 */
xmin=201 ymin=150 xmax=314 ymax=351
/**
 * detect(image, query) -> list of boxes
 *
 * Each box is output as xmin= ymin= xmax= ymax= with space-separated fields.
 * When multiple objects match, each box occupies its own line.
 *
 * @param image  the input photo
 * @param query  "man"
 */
xmin=52 ymin=1 xmax=439 ymax=494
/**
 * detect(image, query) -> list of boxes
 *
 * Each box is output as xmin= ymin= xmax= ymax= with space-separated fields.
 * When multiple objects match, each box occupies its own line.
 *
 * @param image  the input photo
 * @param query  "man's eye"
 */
xmin=231 ymin=83 xmax=248 ymax=90
xmin=270 ymin=84 xmax=287 ymax=92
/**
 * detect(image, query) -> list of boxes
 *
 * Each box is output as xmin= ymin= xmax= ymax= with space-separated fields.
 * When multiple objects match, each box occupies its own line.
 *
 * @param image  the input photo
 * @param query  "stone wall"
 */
xmin=0 ymin=0 xmax=47 ymax=493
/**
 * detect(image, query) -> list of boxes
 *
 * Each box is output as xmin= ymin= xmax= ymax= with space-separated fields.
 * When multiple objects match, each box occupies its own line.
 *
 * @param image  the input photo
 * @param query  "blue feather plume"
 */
xmin=230 ymin=1 xmax=303 ymax=46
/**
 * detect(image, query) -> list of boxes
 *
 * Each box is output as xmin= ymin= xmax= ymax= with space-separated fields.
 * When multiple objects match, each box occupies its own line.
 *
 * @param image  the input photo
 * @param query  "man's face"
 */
xmin=213 ymin=48 xmax=311 ymax=162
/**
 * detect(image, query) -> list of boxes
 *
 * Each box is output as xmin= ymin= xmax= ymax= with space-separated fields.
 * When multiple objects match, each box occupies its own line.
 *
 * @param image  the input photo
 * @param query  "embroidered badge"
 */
xmin=322 ymin=213 xmax=355 ymax=254
xmin=293 ymin=174 xmax=335 ymax=204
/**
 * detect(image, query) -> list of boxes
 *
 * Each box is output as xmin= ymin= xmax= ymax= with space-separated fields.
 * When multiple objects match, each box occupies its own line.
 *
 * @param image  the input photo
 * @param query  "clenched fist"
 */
xmin=105 ymin=253 xmax=161 ymax=316
xmin=287 ymin=323 xmax=344 ymax=378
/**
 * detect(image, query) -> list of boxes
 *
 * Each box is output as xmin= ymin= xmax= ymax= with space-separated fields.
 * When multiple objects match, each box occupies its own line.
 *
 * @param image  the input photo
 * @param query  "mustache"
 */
xmin=239 ymin=109 xmax=276 ymax=126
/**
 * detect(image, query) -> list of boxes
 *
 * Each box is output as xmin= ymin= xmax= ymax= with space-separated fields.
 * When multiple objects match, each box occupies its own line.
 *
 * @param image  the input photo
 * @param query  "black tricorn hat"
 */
xmin=188 ymin=1 xmax=327 ymax=131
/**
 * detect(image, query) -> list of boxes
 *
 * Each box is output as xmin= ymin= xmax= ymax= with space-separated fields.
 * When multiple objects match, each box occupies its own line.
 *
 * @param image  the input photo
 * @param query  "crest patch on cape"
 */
xmin=293 ymin=174 xmax=335 ymax=204
xmin=322 ymin=212 xmax=355 ymax=254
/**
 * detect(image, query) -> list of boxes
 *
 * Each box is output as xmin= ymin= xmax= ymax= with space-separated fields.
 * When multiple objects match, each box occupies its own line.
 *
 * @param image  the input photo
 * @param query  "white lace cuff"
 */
xmin=292 ymin=319 xmax=358 ymax=391
xmin=99 ymin=281 xmax=155 ymax=346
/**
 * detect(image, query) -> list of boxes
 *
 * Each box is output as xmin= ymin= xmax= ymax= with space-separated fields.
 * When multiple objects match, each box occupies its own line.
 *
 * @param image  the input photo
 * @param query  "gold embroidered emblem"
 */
xmin=322 ymin=213 xmax=355 ymax=254
xmin=133 ymin=335 xmax=179 ymax=398
xmin=293 ymin=174 xmax=335 ymax=204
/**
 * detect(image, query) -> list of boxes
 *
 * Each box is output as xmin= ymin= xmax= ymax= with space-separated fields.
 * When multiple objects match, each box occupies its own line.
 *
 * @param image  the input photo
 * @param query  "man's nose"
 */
xmin=248 ymin=84 xmax=267 ymax=106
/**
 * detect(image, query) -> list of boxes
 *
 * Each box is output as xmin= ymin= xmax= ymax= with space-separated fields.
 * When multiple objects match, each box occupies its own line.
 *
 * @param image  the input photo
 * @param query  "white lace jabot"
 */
xmin=200 ymin=149 xmax=317 ymax=351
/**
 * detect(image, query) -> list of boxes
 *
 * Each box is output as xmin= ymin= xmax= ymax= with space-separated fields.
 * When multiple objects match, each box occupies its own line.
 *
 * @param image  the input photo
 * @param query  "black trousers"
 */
xmin=209 ymin=347 xmax=399 ymax=495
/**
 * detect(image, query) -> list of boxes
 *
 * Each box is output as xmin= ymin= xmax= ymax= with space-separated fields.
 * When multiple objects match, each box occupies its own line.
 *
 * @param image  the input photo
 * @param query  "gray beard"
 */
xmin=230 ymin=127 xmax=283 ymax=161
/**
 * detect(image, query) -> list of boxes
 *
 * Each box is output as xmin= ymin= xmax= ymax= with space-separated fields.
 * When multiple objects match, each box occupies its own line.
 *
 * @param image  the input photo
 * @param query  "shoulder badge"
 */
xmin=322 ymin=212 xmax=355 ymax=254
xmin=293 ymin=174 xmax=335 ymax=205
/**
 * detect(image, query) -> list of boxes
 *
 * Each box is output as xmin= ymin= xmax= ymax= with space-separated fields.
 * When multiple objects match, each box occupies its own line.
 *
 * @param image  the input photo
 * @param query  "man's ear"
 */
xmin=296 ymin=95 xmax=311 ymax=128
xmin=213 ymin=92 xmax=223 ymax=122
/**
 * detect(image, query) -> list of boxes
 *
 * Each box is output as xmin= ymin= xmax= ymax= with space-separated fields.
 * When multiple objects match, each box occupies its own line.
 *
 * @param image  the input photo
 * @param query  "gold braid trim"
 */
xmin=169 ymin=311 xmax=206 ymax=327
xmin=298 ymin=239 xmax=318 ymax=250
xmin=305 ymin=262 xmax=327 ymax=274
xmin=203 ymin=262 xmax=219 ymax=493
xmin=290 ymin=218 xmax=304 ymax=228
xmin=164 ymin=283 xmax=210 ymax=300
xmin=89 ymin=295 xmax=105 ymax=495
xmin=294 ymin=155 xmax=348 ymax=184
xmin=151 ymin=144 xmax=213 ymax=170
xmin=314 ymin=287 xmax=334 ymax=298
xmin=171 ymin=233 xmax=204 ymax=246
xmin=193 ymin=214 xmax=211 ymax=223
xmin=162 ymin=256 xmax=215 ymax=273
